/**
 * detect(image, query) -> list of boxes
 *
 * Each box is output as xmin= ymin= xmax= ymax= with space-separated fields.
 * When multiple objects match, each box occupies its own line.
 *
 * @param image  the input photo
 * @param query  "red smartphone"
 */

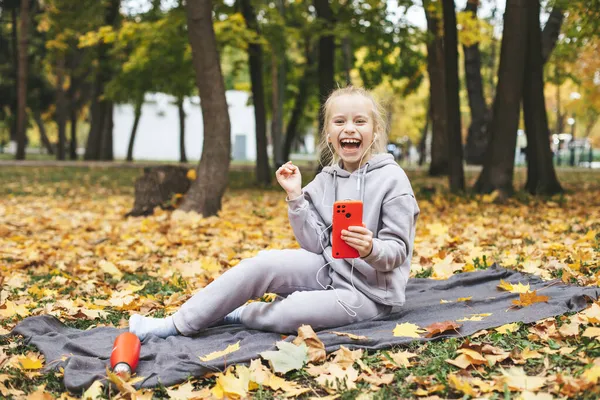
xmin=332 ymin=200 xmax=363 ymax=259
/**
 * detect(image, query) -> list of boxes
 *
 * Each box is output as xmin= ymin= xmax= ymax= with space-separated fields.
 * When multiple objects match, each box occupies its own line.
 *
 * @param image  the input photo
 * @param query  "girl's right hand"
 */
xmin=276 ymin=161 xmax=302 ymax=199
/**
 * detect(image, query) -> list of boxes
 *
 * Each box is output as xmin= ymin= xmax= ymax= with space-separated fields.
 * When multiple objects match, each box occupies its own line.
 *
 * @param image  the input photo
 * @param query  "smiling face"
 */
xmin=326 ymin=94 xmax=376 ymax=173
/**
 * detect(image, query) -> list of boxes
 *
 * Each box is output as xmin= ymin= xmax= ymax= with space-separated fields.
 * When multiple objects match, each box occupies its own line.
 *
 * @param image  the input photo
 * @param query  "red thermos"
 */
xmin=110 ymin=332 xmax=141 ymax=379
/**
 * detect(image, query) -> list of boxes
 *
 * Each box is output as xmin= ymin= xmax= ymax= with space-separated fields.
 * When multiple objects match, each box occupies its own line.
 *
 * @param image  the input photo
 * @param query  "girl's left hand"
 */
xmin=341 ymin=226 xmax=373 ymax=258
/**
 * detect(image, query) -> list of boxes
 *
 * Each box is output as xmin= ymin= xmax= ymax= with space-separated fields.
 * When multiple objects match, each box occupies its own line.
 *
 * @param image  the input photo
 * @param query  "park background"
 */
xmin=1 ymin=0 xmax=600 ymax=399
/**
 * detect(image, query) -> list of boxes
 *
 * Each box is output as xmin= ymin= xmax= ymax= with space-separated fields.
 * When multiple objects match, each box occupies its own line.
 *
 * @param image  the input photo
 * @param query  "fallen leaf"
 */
xmin=496 ymin=323 xmax=520 ymax=334
xmin=293 ymin=325 xmax=326 ymax=363
xmin=17 ymin=353 xmax=43 ymax=370
xmin=331 ymin=346 xmax=363 ymax=369
xmin=327 ymin=331 xmax=368 ymax=341
xmin=512 ymin=291 xmax=550 ymax=307
xmin=166 ymin=381 xmax=210 ymax=399
xmin=81 ymin=381 xmax=103 ymax=400
xmin=25 ymin=385 xmax=54 ymax=400
xmin=392 ymin=322 xmax=426 ymax=338
xmin=260 ymin=341 xmax=308 ymax=374
xmin=498 ymin=279 xmax=531 ymax=293
xmin=448 ymin=373 xmax=477 ymax=396
xmin=98 ymin=260 xmax=123 ymax=279
xmin=457 ymin=296 xmax=472 ymax=302
xmin=199 ymin=341 xmax=240 ymax=362
xmin=424 ymin=320 xmax=461 ymax=337
xmin=517 ymin=391 xmax=554 ymax=400
xmin=314 ymin=363 xmax=359 ymax=391
xmin=501 ymin=367 xmax=547 ymax=391
xmin=457 ymin=313 xmax=492 ymax=322
xmin=211 ymin=366 xmax=250 ymax=399
xmin=582 ymin=327 xmax=600 ymax=339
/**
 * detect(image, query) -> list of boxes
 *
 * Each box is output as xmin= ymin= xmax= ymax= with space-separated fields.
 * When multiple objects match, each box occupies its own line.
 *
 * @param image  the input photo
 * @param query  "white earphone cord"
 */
xmin=315 ymin=129 xmax=378 ymax=317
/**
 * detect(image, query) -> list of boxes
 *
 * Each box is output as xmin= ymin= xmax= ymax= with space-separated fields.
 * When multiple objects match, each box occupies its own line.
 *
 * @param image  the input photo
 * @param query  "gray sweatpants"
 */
xmin=172 ymin=249 xmax=391 ymax=335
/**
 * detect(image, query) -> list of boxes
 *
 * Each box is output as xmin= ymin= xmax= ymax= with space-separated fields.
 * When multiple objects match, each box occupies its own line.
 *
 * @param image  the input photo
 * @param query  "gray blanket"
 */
xmin=9 ymin=265 xmax=599 ymax=393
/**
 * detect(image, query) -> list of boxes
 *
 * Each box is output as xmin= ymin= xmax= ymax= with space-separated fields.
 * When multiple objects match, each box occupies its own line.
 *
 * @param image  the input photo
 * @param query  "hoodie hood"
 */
xmin=320 ymin=153 xmax=398 ymax=203
xmin=321 ymin=153 xmax=397 ymax=177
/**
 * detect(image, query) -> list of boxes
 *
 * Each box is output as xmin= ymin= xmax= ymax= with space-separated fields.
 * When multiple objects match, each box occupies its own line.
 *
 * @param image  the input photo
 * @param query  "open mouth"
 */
xmin=340 ymin=138 xmax=362 ymax=151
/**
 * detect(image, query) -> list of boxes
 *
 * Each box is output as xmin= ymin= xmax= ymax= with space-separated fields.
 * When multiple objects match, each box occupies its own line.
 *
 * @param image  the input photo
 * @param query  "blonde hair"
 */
xmin=317 ymin=86 xmax=388 ymax=167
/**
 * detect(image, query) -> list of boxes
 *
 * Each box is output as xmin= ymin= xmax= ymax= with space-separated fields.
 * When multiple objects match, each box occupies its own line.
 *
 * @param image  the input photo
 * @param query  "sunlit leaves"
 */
xmin=392 ymin=322 xmax=426 ymax=338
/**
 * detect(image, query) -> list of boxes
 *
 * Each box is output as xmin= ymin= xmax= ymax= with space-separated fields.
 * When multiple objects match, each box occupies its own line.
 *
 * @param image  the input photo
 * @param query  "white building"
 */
xmin=113 ymin=90 xmax=314 ymax=162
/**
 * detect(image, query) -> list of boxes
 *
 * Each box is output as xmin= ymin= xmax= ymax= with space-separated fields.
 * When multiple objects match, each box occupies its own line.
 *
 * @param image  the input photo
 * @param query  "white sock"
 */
xmin=223 ymin=305 xmax=246 ymax=325
xmin=129 ymin=314 xmax=178 ymax=341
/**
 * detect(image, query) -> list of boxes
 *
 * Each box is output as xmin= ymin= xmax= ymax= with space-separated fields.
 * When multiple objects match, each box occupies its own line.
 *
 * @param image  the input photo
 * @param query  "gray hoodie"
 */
xmin=287 ymin=153 xmax=420 ymax=306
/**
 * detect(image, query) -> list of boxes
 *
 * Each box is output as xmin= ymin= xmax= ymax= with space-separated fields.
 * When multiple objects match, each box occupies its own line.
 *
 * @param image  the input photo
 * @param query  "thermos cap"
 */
xmin=113 ymin=362 xmax=132 ymax=379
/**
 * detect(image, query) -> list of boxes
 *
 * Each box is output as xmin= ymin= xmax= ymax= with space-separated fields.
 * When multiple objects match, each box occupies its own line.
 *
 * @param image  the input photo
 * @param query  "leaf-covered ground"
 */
xmin=1 ymin=166 xmax=599 ymax=399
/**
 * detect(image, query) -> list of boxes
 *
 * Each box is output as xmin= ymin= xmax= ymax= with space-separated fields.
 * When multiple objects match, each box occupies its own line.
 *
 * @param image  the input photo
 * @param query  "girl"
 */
xmin=129 ymin=86 xmax=420 ymax=340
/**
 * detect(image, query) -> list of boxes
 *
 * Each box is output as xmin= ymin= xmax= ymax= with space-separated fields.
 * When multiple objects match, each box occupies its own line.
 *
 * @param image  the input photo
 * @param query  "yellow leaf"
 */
xmin=327 ymin=331 xmax=368 ymax=341
xmin=498 ymin=280 xmax=531 ymax=293
xmin=98 ymin=260 xmax=123 ymax=279
xmin=82 ymin=381 xmax=104 ymax=400
xmin=448 ymin=373 xmax=477 ymax=396
xmin=502 ymin=367 xmax=547 ymax=391
xmin=199 ymin=341 xmax=240 ymax=362
xmin=211 ymin=366 xmax=250 ymax=399
xmin=186 ymin=169 xmax=197 ymax=180
xmin=457 ymin=296 xmax=472 ymax=302
xmin=392 ymin=322 xmax=425 ymax=338
xmin=496 ymin=323 xmax=520 ymax=334
xmin=583 ymin=365 xmax=600 ymax=383
xmin=457 ymin=313 xmax=492 ymax=322
xmin=0 ymin=301 xmax=30 ymax=318
xmin=17 ymin=354 xmax=43 ymax=370
xmin=582 ymin=327 xmax=600 ymax=339
xmin=521 ymin=347 xmax=543 ymax=360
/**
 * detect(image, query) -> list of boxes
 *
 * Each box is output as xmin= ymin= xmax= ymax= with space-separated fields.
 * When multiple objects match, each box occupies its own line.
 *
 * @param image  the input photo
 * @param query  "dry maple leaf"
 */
xmin=424 ymin=321 xmax=461 ymax=338
xmin=392 ymin=322 xmax=426 ymax=338
xmin=293 ymin=325 xmax=325 ymax=363
xmin=327 ymin=331 xmax=368 ymax=341
xmin=496 ymin=323 xmax=519 ymax=334
xmin=498 ymin=279 xmax=531 ymax=293
xmin=512 ymin=290 xmax=550 ymax=307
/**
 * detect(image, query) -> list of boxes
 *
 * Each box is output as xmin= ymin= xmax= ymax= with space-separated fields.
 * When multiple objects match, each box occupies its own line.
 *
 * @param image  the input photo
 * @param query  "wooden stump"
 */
xmin=126 ymin=166 xmax=194 ymax=217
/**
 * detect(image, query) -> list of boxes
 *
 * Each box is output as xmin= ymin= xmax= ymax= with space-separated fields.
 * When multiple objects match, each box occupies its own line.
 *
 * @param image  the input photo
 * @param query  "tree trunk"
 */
xmin=283 ymin=40 xmax=314 ymax=162
xmin=84 ymin=0 xmax=120 ymax=160
xmin=424 ymin=1 xmax=449 ymax=176
xmin=541 ymin=5 xmax=564 ymax=64
xmin=10 ymin=8 xmax=18 ymax=143
xmin=178 ymin=97 xmax=187 ymax=163
xmin=240 ymin=0 xmax=270 ymax=185
xmin=442 ymin=0 xmax=465 ymax=192
xmin=84 ymin=87 xmax=104 ymax=160
xmin=56 ymin=54 xmax=67 ymax=160
xmin=16 ymin=0 xmax=30 ymax=160
xmin=33 ymin=110 xmax=54 ymax=155
xmin=180 ymin=0 xmax=231 ymax=217
xmin=463 ymin=0 xmax=491 ymax=166
xmin=271 ymin=0 xmax=285 ymax=167
xmin=342 ymin=36 xmax=352 ymax=85
xmin=100 ymin=103 xmax=114 ymax=160
xmin=126 ymin=99 xmax=143 ymax=162
xmin=271 ymin=53 xmax=282 ymax=166
xmin=418 ymin=100 xmax=431 ymax=166
xmin=523 ymin=0 xmax=562 ymax=195
xmin=314 ymin=0 xmax=335 ymax=170
xmin=70 ymin=107 xmax=78 ymax=160
xmin=474 ymin=0 xmax=529 ymax=196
